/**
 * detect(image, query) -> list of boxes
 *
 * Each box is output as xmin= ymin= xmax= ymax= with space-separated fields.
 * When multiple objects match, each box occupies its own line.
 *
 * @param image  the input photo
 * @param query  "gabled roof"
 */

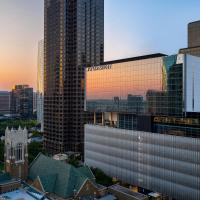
xmin=78 ymin=165 xmax=95 ymax=180
xmin=28 ymin=153 xmax=95 ymax=198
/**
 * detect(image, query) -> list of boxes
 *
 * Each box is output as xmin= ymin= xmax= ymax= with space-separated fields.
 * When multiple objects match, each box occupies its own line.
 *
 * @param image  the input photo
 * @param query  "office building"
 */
xmin=37 ymin=39 xmax=44 ymax=131
xmin=44 ymin=0 xmax=104 ymax=154
xmin=11 ymin=85 xmax=33 ymax=118
xmin=180 ymin=20 xmax=200 ymax=56
xmin=0 ymin=91 xmax=10 ymax=115
xmin=84 ymin=54 xmax=200 ymax=200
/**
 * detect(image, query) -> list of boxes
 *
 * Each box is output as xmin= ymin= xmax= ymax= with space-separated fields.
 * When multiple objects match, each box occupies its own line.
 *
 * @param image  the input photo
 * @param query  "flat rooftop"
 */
xmin=188 ymin=20 xmax=200 ymax=25
xmin=109 ymin=184 xmax=148 ymax=200
xmin=98 ymin=194 xmax=117 ymax=200
xmin=0 ymin=189 xmax=48 ymax=200
xmin=102 ymin=53 xmax=166 ymax=65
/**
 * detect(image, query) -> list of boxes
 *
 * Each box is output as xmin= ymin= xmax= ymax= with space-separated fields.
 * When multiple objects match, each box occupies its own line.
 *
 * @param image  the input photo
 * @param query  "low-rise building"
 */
xmin=29 ymin=153 xmax=105 ymax=200
xmin=0 ymin=173 xmax=20 ymax=194
xmin=108 ymin=185 xmax=148 ymax=200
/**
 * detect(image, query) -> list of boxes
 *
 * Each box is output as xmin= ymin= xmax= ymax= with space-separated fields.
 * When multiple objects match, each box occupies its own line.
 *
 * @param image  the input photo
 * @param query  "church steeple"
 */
xmin=4 ymin=127 xmax=28 ymax=180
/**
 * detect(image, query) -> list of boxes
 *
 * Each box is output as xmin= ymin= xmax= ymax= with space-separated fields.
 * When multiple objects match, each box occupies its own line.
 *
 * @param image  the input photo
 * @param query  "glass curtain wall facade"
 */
xmin=86 ymin=54 xmax=200 ymax=136
xmin=37 ymin=39 xmax=44 ymax=131
xmin=85 ymin=54 xmax=200 ymax=200
xmin=44 ymin=0 xmax=104 ymax=154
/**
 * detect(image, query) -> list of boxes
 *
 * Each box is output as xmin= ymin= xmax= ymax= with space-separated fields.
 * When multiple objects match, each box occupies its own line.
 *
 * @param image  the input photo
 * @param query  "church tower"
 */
xmin=4 ymin=127 xmax=28 ymax=180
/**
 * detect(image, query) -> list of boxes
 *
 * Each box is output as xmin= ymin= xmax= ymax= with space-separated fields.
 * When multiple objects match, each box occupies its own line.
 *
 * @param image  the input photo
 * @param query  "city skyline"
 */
xmin=1 ymin=0 xmax=200 ymax=91
xmin=0 ymin=1 xmax=200 ymax=199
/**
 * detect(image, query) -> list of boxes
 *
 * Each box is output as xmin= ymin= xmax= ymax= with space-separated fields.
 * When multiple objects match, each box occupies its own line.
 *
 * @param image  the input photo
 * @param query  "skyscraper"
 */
xmin=37 ymin=39 xmax=44 ymax=131
xmin=44 ymin=0 xmax=104 ymax=154
xmin=188 ymin=20 xmax=200 ymax=48
xmin=180 ymin=20 xmax=200 ymax=56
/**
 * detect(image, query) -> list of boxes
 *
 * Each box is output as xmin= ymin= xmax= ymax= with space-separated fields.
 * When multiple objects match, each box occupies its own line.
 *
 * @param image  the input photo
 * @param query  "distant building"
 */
xmin=0 ymin=91 xmax=10 ymax=115
xmin=4 ymin=127 xmax=28 ymax=180
xmin=11 ymin=85 xmax=33 ymax=118
xmin=180 ymin=20 xmax=200 ymax=56
xmin=188 ymin=20 xmax=200 ymax=47
xmin=37 ymin=39 xmax=44 ymax=131
xmin=33 ymin=91 xmax=37 ymax=114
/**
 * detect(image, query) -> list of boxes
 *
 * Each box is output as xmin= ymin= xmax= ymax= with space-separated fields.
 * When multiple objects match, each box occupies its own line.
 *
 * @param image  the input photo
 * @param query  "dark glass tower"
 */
xmin=44 ymin=0 xmax=104 ymax=154
xmin=11 ymin=85 xmax=33 ymax=119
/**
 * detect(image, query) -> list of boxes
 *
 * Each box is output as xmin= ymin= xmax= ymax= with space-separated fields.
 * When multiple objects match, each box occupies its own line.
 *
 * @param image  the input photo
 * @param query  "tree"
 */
xmin=91 ymin=168 xmax=113 ymax=186
xmin=0 ymin=119 xmax=38 ymax=136
xmin=0 ymin=141 xmax=4 ymax=162
xmin=28 ymin=142 xmax=46 ymax=164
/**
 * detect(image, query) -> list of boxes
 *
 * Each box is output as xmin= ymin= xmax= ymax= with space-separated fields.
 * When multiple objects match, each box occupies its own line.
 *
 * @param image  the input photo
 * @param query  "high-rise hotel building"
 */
xmin=44 ymin=0 xmax=104 ymax=154
xmin=84 ymin=54 xmax=200 ymax=200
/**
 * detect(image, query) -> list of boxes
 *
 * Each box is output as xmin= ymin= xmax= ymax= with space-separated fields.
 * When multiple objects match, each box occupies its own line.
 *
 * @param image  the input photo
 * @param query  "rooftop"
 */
xmin=29 ymin=153 xmax=95 ymax=199
xmin=102 ymin=53 xmax=166 ymax=65
xmin=0 ymin=173 xmax=19 ymax=185
xmin=188 ymin=20 xmax=200 ymax=25
xmin=0 ymin=188 xmax=48 ymax=200
xmin=109 ymin=184 xmax=148 ymax=200
xmin=98 ymin=194 xmax=117 ymax=200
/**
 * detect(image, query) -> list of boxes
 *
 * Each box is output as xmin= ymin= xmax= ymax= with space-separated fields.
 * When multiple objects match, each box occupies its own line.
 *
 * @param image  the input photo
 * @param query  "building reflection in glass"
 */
xmin=86 ymin=54 xmax=185 ymax=116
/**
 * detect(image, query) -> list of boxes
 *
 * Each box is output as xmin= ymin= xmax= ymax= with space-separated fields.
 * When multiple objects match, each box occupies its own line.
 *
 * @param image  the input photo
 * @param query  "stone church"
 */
xmin=4 ymin=126 xmax=28 ymax=180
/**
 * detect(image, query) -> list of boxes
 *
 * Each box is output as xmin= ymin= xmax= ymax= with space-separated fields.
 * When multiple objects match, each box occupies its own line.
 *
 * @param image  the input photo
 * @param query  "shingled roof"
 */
xmin=28 ymin=153 xmax=95 ymax=199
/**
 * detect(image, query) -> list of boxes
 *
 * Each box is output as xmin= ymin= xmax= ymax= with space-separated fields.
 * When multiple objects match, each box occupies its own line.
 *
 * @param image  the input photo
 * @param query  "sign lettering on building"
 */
xmin=153 ymin=116 xmax=200 ymax=126
xmin=87 ymin=64 xmax=112 ymax=71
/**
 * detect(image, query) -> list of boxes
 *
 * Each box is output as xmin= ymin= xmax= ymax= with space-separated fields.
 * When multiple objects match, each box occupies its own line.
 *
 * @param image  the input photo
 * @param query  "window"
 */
xmin=15 ymin=143 xmax=23 ymax=162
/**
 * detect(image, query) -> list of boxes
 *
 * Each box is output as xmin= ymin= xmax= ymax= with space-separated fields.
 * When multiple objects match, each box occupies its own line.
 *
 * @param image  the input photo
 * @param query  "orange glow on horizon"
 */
xmin=86 ymin=59 xmax=163 ymax=100
xmin=0 ymin=44 xmax=37 ymax=91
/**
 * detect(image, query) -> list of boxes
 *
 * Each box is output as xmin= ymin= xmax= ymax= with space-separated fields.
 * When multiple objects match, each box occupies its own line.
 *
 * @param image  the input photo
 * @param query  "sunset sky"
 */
xmin=0 ymin=0 xmax=200 ymax=91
